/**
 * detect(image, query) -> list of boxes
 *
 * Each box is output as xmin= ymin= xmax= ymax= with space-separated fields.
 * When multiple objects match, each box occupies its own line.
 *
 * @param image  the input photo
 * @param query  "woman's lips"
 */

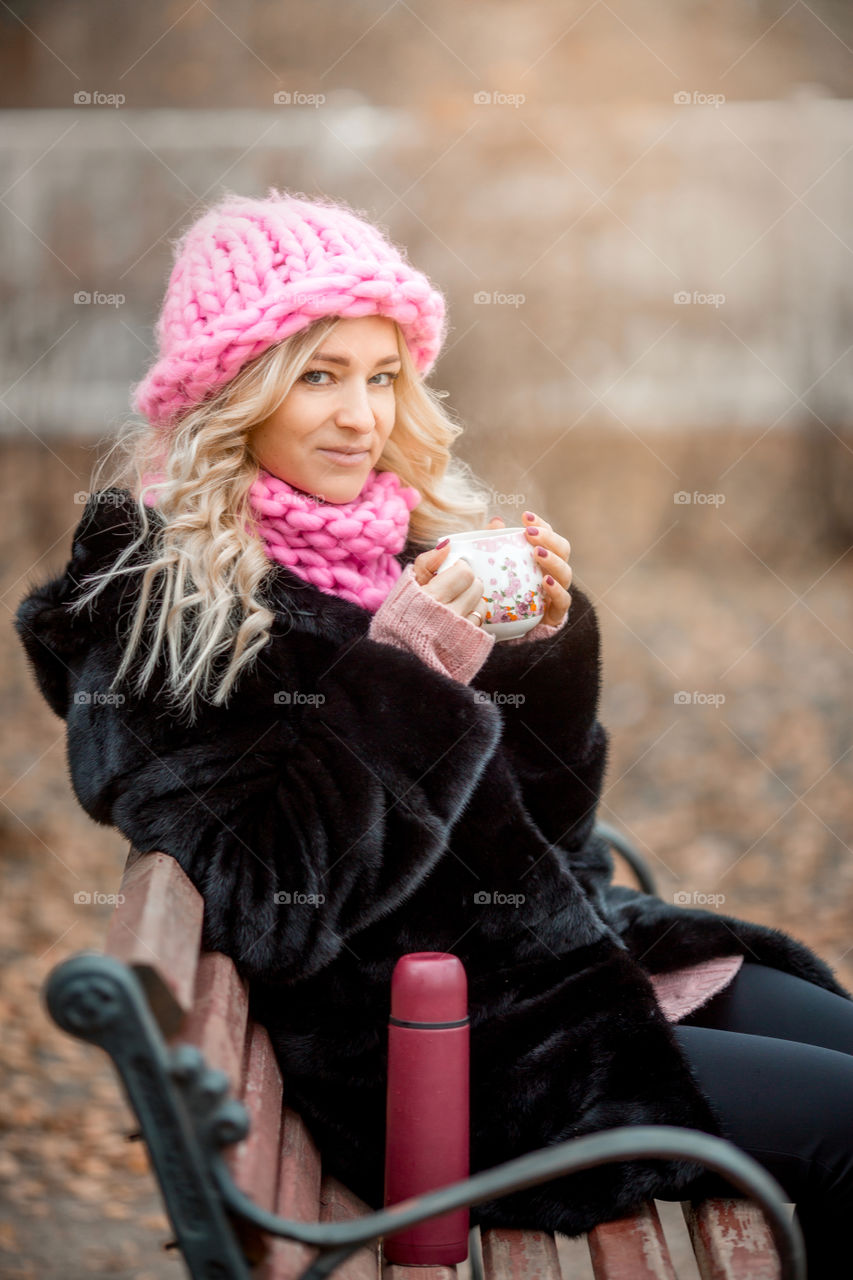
xmin=318 ymin=448 xmax=370 ymax=467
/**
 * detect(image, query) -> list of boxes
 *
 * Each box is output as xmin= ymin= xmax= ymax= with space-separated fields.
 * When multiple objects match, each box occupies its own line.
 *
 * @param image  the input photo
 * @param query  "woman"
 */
xmin=14 ymin=188 xmax=853 ymax=1276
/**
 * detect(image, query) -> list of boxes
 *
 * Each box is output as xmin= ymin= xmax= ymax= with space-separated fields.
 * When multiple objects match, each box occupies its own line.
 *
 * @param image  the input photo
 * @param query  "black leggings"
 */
xmin=657 ymin=961 xmax=853 ymax=1278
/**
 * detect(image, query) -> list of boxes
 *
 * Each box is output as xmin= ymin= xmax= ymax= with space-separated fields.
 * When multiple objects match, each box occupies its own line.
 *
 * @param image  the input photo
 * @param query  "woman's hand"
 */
xmin=410 ymin=511 xmax=573 ymax=630
xmin=411 ymin=542 xmax=488 ymax=627
xmin=487 ymin=512 xmax=572 ymax=627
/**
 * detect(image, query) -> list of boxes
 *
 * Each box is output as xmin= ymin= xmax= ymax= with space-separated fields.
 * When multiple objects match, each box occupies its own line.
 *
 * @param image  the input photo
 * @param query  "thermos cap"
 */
xmin=390 ymin=952 xmax=468 ymax=1023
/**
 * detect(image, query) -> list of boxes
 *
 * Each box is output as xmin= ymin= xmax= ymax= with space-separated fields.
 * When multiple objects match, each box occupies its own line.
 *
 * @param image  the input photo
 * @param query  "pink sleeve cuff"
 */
xmin=502 ymin=610 xmax=570 ymax=645
xmin=368 ymin=563 xmax=496 ymax=685
xmin=648 ymin=954 xmax=744 ymax=1023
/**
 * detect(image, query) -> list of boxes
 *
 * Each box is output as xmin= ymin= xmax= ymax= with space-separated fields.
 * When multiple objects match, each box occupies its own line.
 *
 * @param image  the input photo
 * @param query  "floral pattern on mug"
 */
xmin=482 ymin=551 xmax=545 ymax=624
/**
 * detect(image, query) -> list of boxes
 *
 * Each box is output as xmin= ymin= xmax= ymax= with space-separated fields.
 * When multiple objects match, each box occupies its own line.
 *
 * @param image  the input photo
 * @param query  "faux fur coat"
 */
xmin=14 ymin=490 xmax=853 ymax=1239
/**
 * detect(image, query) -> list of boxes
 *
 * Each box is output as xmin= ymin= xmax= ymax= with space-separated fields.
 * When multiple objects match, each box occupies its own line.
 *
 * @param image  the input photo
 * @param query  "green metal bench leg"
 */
xmin=44 ymin=951 xmax=253 ymax=1280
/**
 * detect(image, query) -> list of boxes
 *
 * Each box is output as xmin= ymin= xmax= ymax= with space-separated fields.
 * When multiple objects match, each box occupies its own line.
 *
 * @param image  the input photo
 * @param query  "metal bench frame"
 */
xmin=42 ymin=824 xmax=804 ymax=1280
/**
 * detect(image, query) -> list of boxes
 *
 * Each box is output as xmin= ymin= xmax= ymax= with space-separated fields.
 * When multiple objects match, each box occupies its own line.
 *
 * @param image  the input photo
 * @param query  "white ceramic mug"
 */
xmin=432 ymin=526 xmax=546 ymax=640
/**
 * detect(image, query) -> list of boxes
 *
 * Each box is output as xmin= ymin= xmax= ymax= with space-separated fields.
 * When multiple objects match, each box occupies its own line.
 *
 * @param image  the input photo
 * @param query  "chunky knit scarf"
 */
xmin=247 ymin=467 xmax=422 ymax=612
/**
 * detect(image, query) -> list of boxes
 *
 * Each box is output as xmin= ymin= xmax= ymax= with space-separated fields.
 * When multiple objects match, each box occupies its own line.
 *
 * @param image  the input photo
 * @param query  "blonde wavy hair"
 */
xmin=70 ymin=315 xmax=494 ymax=724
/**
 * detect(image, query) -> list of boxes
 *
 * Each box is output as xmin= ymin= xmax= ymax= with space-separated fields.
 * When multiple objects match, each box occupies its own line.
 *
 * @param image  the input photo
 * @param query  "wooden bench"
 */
xmin=43 ymin=840 xmax=794 ymax=1280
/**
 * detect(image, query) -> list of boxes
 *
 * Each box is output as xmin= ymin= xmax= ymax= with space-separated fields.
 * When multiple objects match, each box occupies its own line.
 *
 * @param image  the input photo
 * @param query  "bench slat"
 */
xmin=682 ymin=1199 xmax=780 ymax=1280
xmin=479 ymin=1226 xmax=561 ymax=1280
xmin=224 ymin=1018 xmax=286 ymax=1269
xmin=587 ymin=1201 xmax=676 ymax=1278
xmin=169 ymin=951 xmax=249 ymax=1092
xmin=105 ymin=848 xmax=204 ymax=1034
xmin=228 ymin=1020 xmax=284 ymax=1205
xmin=224 ymin=1020 xmax=285 ymax=1267
xmin=320 ymin=1175 xmax=381 ymax=1280
xmin=277 ymin=1107 xmax=323 ymax=1221
xmin=261 ymin=1107 xmax=323 ymax=1280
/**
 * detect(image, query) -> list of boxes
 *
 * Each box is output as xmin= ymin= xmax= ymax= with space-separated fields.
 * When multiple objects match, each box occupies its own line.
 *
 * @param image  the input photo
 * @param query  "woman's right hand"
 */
xmin=411 ymin=540 xmax=487 ymax=626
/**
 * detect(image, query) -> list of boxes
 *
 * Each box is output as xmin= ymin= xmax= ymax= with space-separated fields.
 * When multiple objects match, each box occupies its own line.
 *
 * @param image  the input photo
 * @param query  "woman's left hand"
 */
xmin=486 ymin=512 xmax=572 ymax=627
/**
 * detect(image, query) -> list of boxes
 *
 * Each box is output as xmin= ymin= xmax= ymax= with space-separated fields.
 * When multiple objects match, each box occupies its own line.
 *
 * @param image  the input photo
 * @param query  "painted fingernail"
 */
xmin=527 ymin=526 xmax=540 ymax=536
xmin=436 ymin=537 xmax=449 ymax=549
xmin=537 ymin=547 xmax=548 ymax=557
xmin=545 ymin=575 xmax=555 ymax=585
xmin=523 ymin=511 xmax=535 ymax=521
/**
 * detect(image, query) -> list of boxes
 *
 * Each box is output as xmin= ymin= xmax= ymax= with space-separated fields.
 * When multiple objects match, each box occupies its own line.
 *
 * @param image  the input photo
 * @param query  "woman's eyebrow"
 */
xmin=312 ymin=352 xmax=401 ymax=366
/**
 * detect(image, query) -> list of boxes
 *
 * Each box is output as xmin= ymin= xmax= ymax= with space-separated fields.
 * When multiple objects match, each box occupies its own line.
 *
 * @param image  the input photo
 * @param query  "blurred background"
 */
xmin=1 ymin=2 xmax=851 ymax=1276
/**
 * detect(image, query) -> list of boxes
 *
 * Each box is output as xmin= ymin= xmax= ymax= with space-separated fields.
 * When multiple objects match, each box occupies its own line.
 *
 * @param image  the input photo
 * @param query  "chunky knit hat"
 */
xmin=131 ymin=188 xmax=449 ymax=429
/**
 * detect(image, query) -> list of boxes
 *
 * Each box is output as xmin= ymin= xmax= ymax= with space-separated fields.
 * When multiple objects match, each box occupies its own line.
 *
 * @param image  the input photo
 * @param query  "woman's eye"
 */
xmin=302 ymin=370 xmax=399 ymax=386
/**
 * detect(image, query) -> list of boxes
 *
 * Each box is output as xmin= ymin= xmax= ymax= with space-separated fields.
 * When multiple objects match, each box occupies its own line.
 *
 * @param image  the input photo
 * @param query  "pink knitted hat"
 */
xmin=131 ymin=188 xmax=449 ymax=429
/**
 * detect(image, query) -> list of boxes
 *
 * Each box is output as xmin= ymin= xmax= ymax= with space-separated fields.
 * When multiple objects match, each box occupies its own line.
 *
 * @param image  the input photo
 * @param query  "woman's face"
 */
xmin=248 ymin=315 xmax=402 ymax=502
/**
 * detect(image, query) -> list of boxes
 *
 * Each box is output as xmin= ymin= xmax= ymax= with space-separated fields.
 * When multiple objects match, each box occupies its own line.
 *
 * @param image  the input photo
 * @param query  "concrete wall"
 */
xmin=0 ymin=92 xmax=850 ymax=437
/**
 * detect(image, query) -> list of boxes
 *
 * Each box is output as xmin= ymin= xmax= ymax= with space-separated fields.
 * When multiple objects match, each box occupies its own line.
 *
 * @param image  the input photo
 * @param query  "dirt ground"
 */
xmin=1 ymin=427 xmax=851 ymax=1278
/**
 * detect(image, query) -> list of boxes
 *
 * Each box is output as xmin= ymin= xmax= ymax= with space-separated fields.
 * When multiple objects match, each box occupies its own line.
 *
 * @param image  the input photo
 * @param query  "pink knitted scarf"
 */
xmin=141 ymin=466 xmax=421 ymax=612
xmin=247 ymin=467 xmax=422 ymax=611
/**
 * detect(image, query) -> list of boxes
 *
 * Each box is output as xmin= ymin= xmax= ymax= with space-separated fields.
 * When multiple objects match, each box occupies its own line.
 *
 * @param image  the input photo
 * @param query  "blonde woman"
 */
xmin=15 ymin=189 xmax=853 ymax=1275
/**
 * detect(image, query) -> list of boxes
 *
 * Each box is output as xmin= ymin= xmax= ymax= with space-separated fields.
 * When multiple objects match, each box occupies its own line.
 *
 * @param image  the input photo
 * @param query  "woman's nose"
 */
xmin=335 ymin=384 xmax=376 ymax=429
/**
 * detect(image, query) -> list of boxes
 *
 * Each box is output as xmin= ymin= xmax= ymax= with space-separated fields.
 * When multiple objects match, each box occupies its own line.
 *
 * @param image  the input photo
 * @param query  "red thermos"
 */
xmin=383 ymin=952 xmax=470 ymax=1265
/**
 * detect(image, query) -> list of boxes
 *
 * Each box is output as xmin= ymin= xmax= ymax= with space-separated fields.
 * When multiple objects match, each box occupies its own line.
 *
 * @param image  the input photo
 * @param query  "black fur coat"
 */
xmin=14 ymin=490 xmax=852 ymax=1238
